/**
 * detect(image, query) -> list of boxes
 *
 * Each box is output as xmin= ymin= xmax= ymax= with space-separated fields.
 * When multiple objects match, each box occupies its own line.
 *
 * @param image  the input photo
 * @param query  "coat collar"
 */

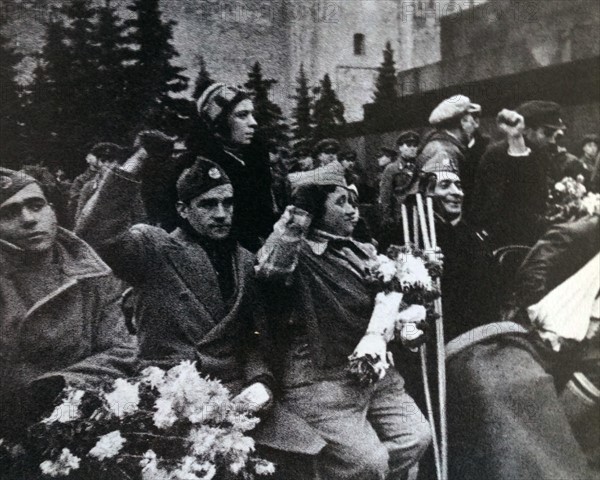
xmin=0 ymin=227 xmax=111 ymax=280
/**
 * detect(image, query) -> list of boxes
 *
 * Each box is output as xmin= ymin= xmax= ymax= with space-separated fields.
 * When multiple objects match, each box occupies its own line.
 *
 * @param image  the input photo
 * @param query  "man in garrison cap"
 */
xmin=75 ymin=146 xmax=325 ymax=463
xmin=0 ymin=167 xmax=136 ymax=439
xmin=473 ymin=100 xmax=567 ymax=247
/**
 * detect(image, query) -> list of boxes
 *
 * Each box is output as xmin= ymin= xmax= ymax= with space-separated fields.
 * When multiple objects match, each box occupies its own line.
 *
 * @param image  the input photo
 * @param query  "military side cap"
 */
xmin=396 ymin=130 xmax=420 ymax=146
xmin=516 ymin=101 xmax=565 ymax=129
xmin=421 ymin=153 xmax=459 ymax=175
xmin=176 ymin=157 xmax=231 ymax=203
xmin=0 ymin=167 xmax=38 ymax=206
xmin=288 ymin=160 xmax=347 ymax=193
xmin=429 ymin=95 xmax=482 ymax=126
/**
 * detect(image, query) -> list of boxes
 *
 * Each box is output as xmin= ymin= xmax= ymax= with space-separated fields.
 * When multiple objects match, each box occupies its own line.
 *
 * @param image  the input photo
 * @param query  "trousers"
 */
xmin=280 ymin=345 xmax=431 ymax=480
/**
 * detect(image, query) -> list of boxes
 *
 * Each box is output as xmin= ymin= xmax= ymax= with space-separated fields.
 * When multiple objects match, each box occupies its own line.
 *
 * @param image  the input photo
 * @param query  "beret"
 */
xmin=0 ymin=167 xmax=38 ymax=206
xmin=288 ymin=160 xmax=347 ymax=193
xmin=516 ymin=101 xmax=565 ymax=129
xmin=176 ymin=158 xmax=231 ymax=203
xmin=429 ymin=95 xmax=481 ymax=126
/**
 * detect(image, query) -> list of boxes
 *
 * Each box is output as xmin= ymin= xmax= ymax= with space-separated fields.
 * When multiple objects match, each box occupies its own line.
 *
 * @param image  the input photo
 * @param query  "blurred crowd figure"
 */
xmin=2 ymin=84 xmax=599 ymax=480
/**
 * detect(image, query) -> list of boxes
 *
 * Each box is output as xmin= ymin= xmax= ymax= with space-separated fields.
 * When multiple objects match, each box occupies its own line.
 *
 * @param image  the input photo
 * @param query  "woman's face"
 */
xmin=318 ymin=186 xmax=355 ymax=237
xmin=227 ymin=99 xmax=257 ymax=145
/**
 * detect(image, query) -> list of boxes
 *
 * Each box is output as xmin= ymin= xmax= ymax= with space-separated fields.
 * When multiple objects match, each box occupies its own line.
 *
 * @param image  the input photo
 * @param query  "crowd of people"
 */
xmin=1 ymin=83 xmax=599 ymax=480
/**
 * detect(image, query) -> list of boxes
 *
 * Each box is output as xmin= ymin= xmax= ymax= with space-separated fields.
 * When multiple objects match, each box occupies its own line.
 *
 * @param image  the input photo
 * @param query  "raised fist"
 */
xmin=497 ymin=109 xmax=525 ymax=138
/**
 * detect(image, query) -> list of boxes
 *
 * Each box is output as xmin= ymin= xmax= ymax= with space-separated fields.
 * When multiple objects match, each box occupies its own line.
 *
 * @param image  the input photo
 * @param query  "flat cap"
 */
xmin=429 ymin=95 xmax=481 ymax=126
xmin=516 ymin=101 xmax=565 ymax=129
xmin=0 ymin=167 xmax=38 ymax=206
xmin=288 ymin=160 xmax=347 ymax=193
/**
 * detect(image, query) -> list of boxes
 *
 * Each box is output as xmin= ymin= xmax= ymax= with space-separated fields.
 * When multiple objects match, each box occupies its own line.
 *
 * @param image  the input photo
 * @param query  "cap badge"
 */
xmin=208 ymin=167 xmax=221 ymax=180
xmin=0 ymin=176 xmax=13 ymax=189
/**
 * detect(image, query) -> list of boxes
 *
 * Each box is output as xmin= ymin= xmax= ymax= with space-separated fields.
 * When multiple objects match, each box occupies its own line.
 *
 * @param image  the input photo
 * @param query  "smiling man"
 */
xmin=0 ymin=167 xmax=136 ymax=438
xmin=421 ymin=156 xmax=499 ymax=342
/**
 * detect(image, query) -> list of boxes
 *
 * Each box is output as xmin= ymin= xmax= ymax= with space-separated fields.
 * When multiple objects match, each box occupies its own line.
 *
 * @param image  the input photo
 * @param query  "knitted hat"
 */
xmin=196 ymin=83 xmax=250 ymax=129
xmin=0 ymin=167 xmax=38 ymax=206
xmin=429 ymin=95 xmax=481 ymax=126
xmin=176 ymin=158 xmax=231 ymax=203
xmin=288 ymin=160 xmax=347 ymax=193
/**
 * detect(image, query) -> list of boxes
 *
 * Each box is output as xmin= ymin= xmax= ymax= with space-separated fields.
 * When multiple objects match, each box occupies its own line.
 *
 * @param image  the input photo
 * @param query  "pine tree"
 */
xmin=291 ymin=63 xmax=313 ymax=142
xmin=192 ymin=56 xmax=214 ymax=100
xmin=312 ymin=73 xmax=345 ymax=141
xmin=94 ymin=0 xmax=135 ymax=143
xmin=244 ymin=61 xmax=289 ymax=149
xmin=373 ymin=41 xmax=398 ymax=105
xmin=0 ymin=24 xmax=24 ymax=169
xmin=126 ymin=0 xmax=190 ymax=135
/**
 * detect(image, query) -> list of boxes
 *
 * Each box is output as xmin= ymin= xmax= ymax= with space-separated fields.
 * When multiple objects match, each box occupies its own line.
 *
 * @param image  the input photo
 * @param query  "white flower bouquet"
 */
xmin=547 ymin=177 xmax=600 ymax=223
xmin=348 ymin=245 xmax=442 ymax=385
xmin=0 ymin=361 xmax=274 ymax=480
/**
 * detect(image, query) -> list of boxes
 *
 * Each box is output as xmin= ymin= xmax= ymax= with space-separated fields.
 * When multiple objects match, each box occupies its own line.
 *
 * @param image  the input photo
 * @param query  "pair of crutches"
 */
xmin=400 ymin=191 xmax=447 ymax=480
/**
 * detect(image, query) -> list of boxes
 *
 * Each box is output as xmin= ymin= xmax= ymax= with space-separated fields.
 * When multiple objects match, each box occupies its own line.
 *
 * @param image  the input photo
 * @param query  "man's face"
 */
xmin=319 ymin=186 xmax=355 ymax=237
xmin=398 ymin=142 xmax=418 ymax=161
xmin=297 ymin=156 xmax=314 ymax=171
xmin=340 ymin=158 xmax=355 ymax=171
xmin=0 ymin=183 xmax=58 ymax=252
xmin=432 ymin=172 xmax=464 ymax=221
xmin=583 ymin=142 xmax=599 ymax=159
xmin=460 ymin=113 xmax=479 ymax=142
xmin=86 ymin=153 xmax=100 ymax=170
xmin=525 ymin=126 xmax=564 ymax=150
xmin=228 ymin=99 xmax=257 ymax=145
xmin=318 ymin=150 xmax=338 ymax=166
xmin=178 ymin=184 xmax=234 ymax=241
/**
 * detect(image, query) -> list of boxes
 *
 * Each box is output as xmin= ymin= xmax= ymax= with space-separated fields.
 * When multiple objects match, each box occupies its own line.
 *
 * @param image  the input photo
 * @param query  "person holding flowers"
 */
xmin=255 ymin=161 xmax=431 ymax=480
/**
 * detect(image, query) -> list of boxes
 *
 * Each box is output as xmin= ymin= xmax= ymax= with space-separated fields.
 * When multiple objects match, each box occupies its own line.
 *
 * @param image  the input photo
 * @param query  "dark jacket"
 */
xmin=563 ymin=155 xmax=599 ymax=191
xmin=416 ymin=130 xmax=467 ymax=173
xmin=463 ymin=132 xmax=490 ymax=222
xmin=472 ymin=140 xmax=549 ymax=247
xmin=0 ymin=228 xmax=137 ymax=436
xmin=435 ymin=216 xmax=498 ymax=342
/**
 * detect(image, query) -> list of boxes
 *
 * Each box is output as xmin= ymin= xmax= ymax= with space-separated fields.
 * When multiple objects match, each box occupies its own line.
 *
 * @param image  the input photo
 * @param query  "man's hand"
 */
xmin=497 ymin=109 xmax=525 ymax=137
xmin=120 ymin=147 xmax=148 ymax=176
xmin=232 ymin=382 xmax=273 ymax=413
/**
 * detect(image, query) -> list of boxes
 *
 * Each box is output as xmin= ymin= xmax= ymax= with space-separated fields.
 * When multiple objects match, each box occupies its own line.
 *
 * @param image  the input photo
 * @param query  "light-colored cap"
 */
xmin=429 ymin=95 xmax=481 ymax=126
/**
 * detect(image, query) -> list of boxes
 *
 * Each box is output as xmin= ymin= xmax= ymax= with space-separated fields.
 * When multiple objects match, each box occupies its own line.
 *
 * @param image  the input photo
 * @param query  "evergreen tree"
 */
xmin=312 ymin=73 xmax=345 ymax=141
xmin=192 ymin=56 xmax=214 ymax=100
xmin=126 ymin=0 xmax=190 ymax=135
xmin=244 ymin=61 xmax=289 ymax=149
xmin=94 ymin=0 xmax=135 ymax=143
xmin=373 ymin=41 xmax=398 ymax=105
xmin=0 ymin=24 xmax=24 ymax=169
xmin=291 ymin=63 xmax=313 ymax=142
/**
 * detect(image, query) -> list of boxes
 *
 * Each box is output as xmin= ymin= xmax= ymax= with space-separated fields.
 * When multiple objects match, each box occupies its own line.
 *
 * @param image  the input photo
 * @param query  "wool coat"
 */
xmin=0 ymin=228 xmax=137 ymax=436
xmin=75 ymin=170 xmax=325 ymax=457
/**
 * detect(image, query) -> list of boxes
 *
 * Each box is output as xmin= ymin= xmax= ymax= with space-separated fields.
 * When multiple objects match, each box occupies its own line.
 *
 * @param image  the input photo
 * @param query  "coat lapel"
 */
xmin=198 ymin=246 xmax=248 ymax=346
xmin=165 ymin=229 xmax=225 ymax=323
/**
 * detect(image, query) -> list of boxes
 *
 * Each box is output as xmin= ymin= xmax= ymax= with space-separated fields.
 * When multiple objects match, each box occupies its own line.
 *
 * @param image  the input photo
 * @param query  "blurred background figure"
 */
xmin=564 ymin=134 xmax=600 ymax=192
xmin=313 ymin=138 xmax=340 ymax=167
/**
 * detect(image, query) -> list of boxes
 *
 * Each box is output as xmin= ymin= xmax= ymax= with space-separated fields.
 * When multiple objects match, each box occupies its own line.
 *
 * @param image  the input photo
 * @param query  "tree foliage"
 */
xmin=312 ymin=73 xmax=345 ymax=141
xmin=244 ymin=61 xmax=289 ymax=149
xmin=291 ymin=63 xmax=313 ymax=142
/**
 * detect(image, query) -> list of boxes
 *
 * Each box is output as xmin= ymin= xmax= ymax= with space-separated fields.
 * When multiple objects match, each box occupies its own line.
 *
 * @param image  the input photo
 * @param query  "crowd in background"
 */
xmin=1 ymin=85 xmax=599 ymax=480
